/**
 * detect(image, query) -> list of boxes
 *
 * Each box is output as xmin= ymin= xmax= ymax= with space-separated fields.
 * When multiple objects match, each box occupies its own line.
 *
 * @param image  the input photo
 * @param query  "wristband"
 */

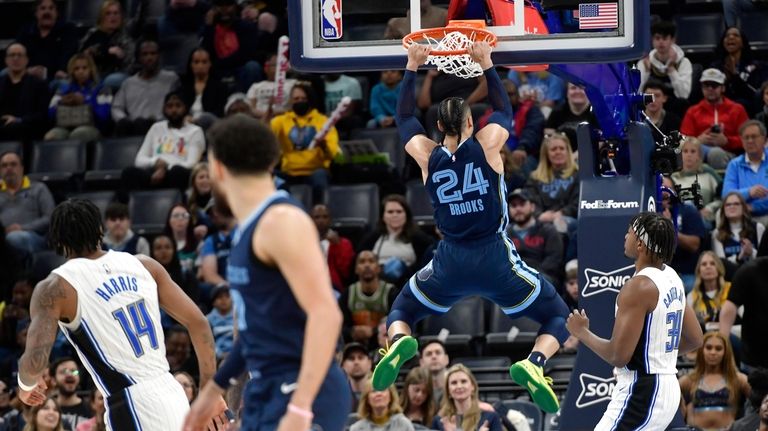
xmin=287 ymin=403 xmax=314 ymax=420
xmin=17 ymin=375 xmax=37 ymax=392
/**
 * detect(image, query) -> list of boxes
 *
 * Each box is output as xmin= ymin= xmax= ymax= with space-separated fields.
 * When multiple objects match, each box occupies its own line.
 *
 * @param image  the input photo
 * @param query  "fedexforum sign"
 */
xmin=580 ymin=199 xmax=640 ymax=210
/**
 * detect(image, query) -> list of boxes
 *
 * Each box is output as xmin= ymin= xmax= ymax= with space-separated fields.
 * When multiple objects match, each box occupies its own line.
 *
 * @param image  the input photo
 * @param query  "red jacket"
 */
xmin=327 ymin=237 xmax=355 ymax=292
xmin=680 ymin=97 xmax=749 ymax=154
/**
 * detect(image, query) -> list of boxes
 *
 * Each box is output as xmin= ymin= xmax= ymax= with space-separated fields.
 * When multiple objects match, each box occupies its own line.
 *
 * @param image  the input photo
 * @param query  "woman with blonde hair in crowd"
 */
xmin=23 ymin=396 xmax=64 ymax=431
xmin=526 ymin=133 xmax=579 ymax=234
xmin=78 ymin=0 xmax=135 ymax=90
xmin=712 ymin=191 xmax=765 ymax=266
xmin=351 ymin=382 xmax=414 ymax=431
xmin=671 ymin=137 xmax=722 ymax=225
xmin=679 ymin=331 xmax=751 ymax=430
xmin=432 ymin=364 xmax=502 ymax=431
xmin=687 ymin=251 xmax=731 ymax=331
xmin=400 ymin=367 xmax=436 ymax=428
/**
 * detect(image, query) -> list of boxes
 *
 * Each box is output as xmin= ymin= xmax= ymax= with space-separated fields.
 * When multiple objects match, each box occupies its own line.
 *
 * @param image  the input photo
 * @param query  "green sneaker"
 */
xmin=371 ymin=336 xmax=418 ymax=391
xmin=509 ymin=359 xmax=560 ymax=413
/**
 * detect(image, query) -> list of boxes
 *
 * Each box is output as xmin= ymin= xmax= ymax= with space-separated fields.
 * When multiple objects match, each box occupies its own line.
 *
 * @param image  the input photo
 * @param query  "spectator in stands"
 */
xmin=121 ymin=92 xmax=205 ymax=192
xmin=200 ymin=0 xmax=265 ymax=92
xmin=712 ymin=27 xmax=767 ymax=115
xmin=0 ymin=380 xmax=13 ymax=421
xmin=151 ymin=233 xmax=199 ymax=303
xmin=75 ymin=388 xmax=104 ymax=431
xmin=359 ymin=195 xmax=434 ymax=284
xmin=730 ymin=368 xmax=768 ymax=431
xmin=417 ymin=70 xmax=487 ymax=112
xmin=0 ymin=43 xmax=50 ymax=142
xmin=679 ymin=332 xmax=750 ymax=430
xmin=368 ymin=70 xmax=402 ymax=129
xmin=506 ymin=70 xmax=565 ymax=114
xmin=340 ymin=251 xmax=397 ymax=346
xmin=246 ymin=53 xmax=296 ymax=121
xmin=500 ymin=146 xmax=526 ymax=193
xmin=206 ymin=284 xmax=233 ymax=360
xmin=526 ymin=134 xmax=579 ymax=234
xmin=400 ymin=367 xmax=436 ymax=428
xmin=662 ymin=175 xmax=708 ymax=291
xmin=506 ymin=188 xmax=564 ymax=285
xmin=15 ymin=0 xmax=78 ymax=86
xmin=101 ymin=202 xmax=150 ymax=255
xmin=0 ymin=151 xmax=55 ymax=254
xmin=174 ymin=371 xmax=197 ymax=404
xmin=79 ymin=0 xmax=135 ymax=91
xmin=420 ymin=340 xmax=450 ymax=403
xmin=186 ymin=162 xmax=213 ymax=230
xmin=0 ymin=221 xmax=27 ymax=295
xmin=544 ymin=83 xmax=599 ymax=151
xmin=323 ymin=73 xmax=364 ymax=134
xmin=341 ymin=342 xmax=373 ymax=409
xmin=311 ymin=204 xmax=355 ymax=292
xmin=722 ymin=120 xmax=768 ymax=225
xmin=25 ymin=396 xmax=64 ymax=431
xmin=672 ymin=137 xmax=723 ymax=226
xmin=352 ymin=381 xmax=414 ymax=431
xmin=681 ymin=68 xmax=750 ymax=169
xmin=200 ymin=204 xmax=235 ymax=289
xmin=271 ymin=83 xmax=340 ymax=204
xmin=757 ymin=81 xmax=768 ymax=131
xmin=688 ymin=251 xmax=731 ymax=331
xmin=643 ymin=80 xmax=682 ymax=142
xmin=384 ymin=0 xmax=447 ymax=39
xmin=45 ymin=53 xmax=111 ymax=142
xmin=112 ymin=40 xmax=180 ymax=136
xmin=432 ymin=364 xmax=503 ymax=431
xmin=224 ymin=93 xmax=251 ymax=117
xmin=637 ymin=21 xmax=693 ymax=102
xmin=50 ymin=358 xmax=92 ymax=429
xmin=713 ymin=191 xmax=765 ymax=266
xmin=165 ymin=325 xmax=197 ymax=377
xmin=164 ymin=203 xmax=199 ymax=276
xmin=759 ymin=393 xmax=768 ymax=431
xmin=158 ymin=0 xmax=211 ymax=40
xmin=180 ymin=47 xmax=229 ymax=130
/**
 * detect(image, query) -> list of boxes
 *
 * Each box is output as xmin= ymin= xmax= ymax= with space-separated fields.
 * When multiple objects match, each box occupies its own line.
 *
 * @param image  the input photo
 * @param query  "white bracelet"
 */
xmin=17 ymin=375 xmax=37 ymax=392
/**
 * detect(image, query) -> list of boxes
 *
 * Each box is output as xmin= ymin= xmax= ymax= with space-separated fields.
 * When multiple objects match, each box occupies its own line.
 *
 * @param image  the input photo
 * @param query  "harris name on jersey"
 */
xmin=95 ymin=275 xmax=139 ymax=302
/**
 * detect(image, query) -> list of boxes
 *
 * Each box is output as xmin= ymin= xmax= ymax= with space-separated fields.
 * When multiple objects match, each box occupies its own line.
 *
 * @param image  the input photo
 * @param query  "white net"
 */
xmin=423 ymin=30 xmax=486 ymax=79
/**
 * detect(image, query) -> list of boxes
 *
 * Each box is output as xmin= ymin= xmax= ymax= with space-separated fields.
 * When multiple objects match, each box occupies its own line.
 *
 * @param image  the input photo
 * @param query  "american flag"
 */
xmin=577 ymin=3 xmax=618 ymax=29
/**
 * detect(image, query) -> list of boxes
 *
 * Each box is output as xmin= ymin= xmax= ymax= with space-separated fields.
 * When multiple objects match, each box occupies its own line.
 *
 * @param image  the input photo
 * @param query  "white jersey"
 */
xmin=54 ymin=251 xmax=169 ymax=398
xmin=617 ymin=264 xmax=685 ymax=375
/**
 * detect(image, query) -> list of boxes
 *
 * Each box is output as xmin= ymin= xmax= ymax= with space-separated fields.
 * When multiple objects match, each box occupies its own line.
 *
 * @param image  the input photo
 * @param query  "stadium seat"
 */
xmin=160 ymin=35 xmax=201 ymax=74
xmin=350 ymin=128 xmax=405 ymax=175
xmin=419 ymin=296 xmax=486 ymax=357
xmin=0 ymin=141 xmax=22 ymax=158
xmin=325 ymin=183 xmax=380 ymax=230
xmin=288 ymin=184 xmax=312 ymax=210
xmin=542 ymin=412 xmax=560 ymax=431
xmin=65 ymin=0 xmax=101 ymax=28
xmin=85 ymin=137 xmax=143 ymax=188
xmin=453 ymin=356 xmax=511 ymax=382
xmin=28 ymin=140 xmax=86 ymax=183
xmin=673 ymin=14 xmax=724 ymax=54
xmin=485 ymin=305 xmax=541 ymax=359
xmin=405 ymin=180 xmax=434 ymax=227
xmin=68 ymin=191 xmax=117 ymax=218
xmin=496 ymin=399 xmax=543 ymax=431
xmin=31 ymin=251 xmax=66 ymax=281
xmin=742 ymin=11 xmax=768 ymax=51
xmin=128 ymin=189 xmax=182 ymax=235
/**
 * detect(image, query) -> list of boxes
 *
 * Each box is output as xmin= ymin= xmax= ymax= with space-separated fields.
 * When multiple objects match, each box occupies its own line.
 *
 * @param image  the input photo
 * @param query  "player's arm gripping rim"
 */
xmin=396 ymin=43 xmax=435 ymax=182
xmin=18 ymin=274 xmax=76 ymax=406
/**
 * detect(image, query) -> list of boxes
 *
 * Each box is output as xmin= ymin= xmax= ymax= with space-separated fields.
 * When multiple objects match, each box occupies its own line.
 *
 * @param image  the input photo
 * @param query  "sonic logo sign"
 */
xmin=576 ymin=373 xmax=616 ymax=408
xmin=581 ymin=264 xmax=635 ymax=297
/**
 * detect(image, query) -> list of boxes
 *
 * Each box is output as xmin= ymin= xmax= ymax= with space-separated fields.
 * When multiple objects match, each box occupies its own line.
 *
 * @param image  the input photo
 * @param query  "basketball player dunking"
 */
xmin=17 ymin=199 xmax=228 ymax=430
xmin=567 ymin=212 xmax=704 ymax=430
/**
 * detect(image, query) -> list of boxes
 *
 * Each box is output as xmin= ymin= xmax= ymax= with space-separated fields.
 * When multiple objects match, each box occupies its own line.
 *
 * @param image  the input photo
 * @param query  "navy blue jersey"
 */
xmin=226 ymin=190 xmax=307 ymax=376
xmin=426 ymin=137 xmax=508 ymax=242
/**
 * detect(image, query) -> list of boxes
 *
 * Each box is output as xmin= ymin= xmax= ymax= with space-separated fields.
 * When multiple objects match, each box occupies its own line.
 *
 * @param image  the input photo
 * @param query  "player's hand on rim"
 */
xmin=406 ymin=44 xmax=431 ymax=70
xmin=467 ymin=41 xmax=493 ymax=69
xmin=566 ymin=308 xmax=590 ymax=338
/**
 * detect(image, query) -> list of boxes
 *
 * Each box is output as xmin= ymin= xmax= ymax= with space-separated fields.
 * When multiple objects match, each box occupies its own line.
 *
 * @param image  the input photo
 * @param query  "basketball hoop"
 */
xmin=402 ymin=20 xmax=497 ymax=79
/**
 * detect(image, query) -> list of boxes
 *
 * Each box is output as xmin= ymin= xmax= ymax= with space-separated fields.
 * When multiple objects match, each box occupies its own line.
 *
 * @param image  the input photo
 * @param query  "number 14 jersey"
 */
xmin=53 ymin=250 xmax=169 ymax=398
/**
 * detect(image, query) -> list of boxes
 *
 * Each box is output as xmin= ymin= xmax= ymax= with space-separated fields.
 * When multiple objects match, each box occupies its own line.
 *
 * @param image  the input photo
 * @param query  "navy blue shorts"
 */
xmin=241 ymin=363 xmax=351 ymax=431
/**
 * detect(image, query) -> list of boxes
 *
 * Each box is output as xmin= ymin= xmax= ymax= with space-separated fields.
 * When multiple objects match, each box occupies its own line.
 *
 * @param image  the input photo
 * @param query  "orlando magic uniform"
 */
xmin=216 ymin=190 xmax=350 ymax=431
xmin=53 ymin=250 xmax=189 ymax=431
xmin=595 ymin=265 xmax=686 ymax=431
xmin=388 ymin=137 xmax=569 ymax=343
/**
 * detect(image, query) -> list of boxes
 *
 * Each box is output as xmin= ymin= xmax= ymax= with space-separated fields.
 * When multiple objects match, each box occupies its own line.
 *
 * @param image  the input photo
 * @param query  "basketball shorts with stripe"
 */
xmin=105 ymin=372 xmax=190 ymax=431
xmin=595 ymin=369 xmax=680 ymax=431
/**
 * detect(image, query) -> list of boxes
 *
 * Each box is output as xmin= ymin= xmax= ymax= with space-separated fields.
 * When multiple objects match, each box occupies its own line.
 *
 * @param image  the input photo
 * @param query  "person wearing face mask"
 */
xmin=270 ymin=83 xmax=340 ymax=205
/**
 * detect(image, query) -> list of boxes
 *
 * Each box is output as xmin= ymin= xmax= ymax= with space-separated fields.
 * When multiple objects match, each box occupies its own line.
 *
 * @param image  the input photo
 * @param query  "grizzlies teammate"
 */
xmin=183 ymin=115 xmax=351 ymax=431
xmin=372 ymin=43 xmax=571 ymax=414
xmin=17 ymin=199 xmax=227 ymax=430
xmin=567 ymin=212 xmax=704 ymax=430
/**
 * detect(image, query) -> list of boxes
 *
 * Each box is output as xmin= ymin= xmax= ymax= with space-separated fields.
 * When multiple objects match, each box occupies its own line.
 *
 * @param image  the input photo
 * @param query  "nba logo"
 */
xmin=321 ymin=0 xmax=343 ymax=40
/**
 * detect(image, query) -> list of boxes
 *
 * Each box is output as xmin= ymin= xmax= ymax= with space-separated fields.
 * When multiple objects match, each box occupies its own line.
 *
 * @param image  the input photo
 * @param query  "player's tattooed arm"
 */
xmin=19 ymin=275 xmax=68 ymax=384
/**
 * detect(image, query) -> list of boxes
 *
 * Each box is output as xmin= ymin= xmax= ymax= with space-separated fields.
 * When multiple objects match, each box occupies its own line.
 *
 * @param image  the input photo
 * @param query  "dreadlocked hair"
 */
xmin=49 ymin=198 xmax=103 ymax=257
xmin=438 ymin=97 xmax=470 ymax=144
xmin=630 ymin=212 xmax=677 ymax=264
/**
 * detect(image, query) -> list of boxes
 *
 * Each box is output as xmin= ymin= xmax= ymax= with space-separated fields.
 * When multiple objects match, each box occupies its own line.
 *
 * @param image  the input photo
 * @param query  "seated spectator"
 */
xmin=384 ymin=0 xmax=447 ymax=39
xmin=351 ymin=381 xmax=414 ymax=431
xmin=46 ymin=53 xmax=111 ymax=142
xmin=174 ymin=371 xmax=197 ymax=404
xmin=158 ymin=0 xmax=211 ymax=40
xmin=637 ymin=21 xmax=693 ymax=102
xmin=75 ymin=388 xmax=104 ymax=431
xmin=0 ymin=151 xmax=55 ymax=254
xmin=0 ymin=220 xmax=27 ymax=294
xmin=671 ymin=137 xmax=723 ymax=225
xmin=151 ymin=233 xmax=199 ymax=303
xmin=680 ymin=68 xmax=749 ymax=170
xmin=186 ymin=162 xmax=213 ymax=230
xmin=323 ymin=73 xmax=364 ymax=134
xmin=246 ymin=53 xmax=296 ymax=121
xmin=101 ymin=202 xmax=150 ymax=255
xmin=499 ymin=146 xmax=526 ymax=192
xmin=121 ymin=92 xmax=205 ymax=193
xmin=206 ymin=284 xmax=233 ymax=359
xmin=271 ymin=83 xmax=340 ymax=204
xmin=758 ymin=392 xmax=768 ymax=431
xmin=50 ymin=358 xmax=92 ymax=429
xmin=662 ymin=176 xmax=708 ymax=291
xmin=200 ymin=0 xmax=265 ymax=92
xmin=164 ymin=204 xmax=200 ymax=276
xmin=341 ymin=342 xmax=373 ymax=410
xmin=180 ymin=47 xmax=229 ymax=130
xmin=368 ymin=70 xmax=402 ymax=129
xmin=729 ymin=368 xmax=768 ymax=431
xmin=400 ymin=367 xmax=436 ymax=428
xmin=506 ymin=188 xmax=564 ymax=285
xmin=688 ymin=251 xmax=731 ymax=331
xmin=200 ymin=205 xmax=235 ymax=289
xmin=722 ymin=120 xmax=768 ymax=225
xmin=420 ymin=340 xmax=450 ymax=403
xmin=15 ymin=0 xmax=78 ymax=86
xmin=506 ymin=70 xmax=565 ymax=114
xmin=340 ymin=251 xmax=397 ymax=346
xmin=359 ymin=195 xmax=434 ymax=285
xmin=643 ymin=80 xmax=682 ymax=142
xmin=311 ymin=204 xmax=355 ymax=292
xmin=679 ymin=332 xmax=750 ymax=430
xmin=418 ymin=70 xmax=487 ymax=112
xmin=25 ymin=396 xmax=65 ymax=431
xmin=165 ymin=325 xmax=197 ymax=377
xmin=757 ymin=81 xmax=768 ymax=131
xmin=432 ymin=365 xmax=503 ymax=431
xmin=0 ymin=43 xmax=50 ymax=142
xmin=713 ymin=192 xmax=765 ymax=266
xmin=526 ymin=134 xmax=579 ymax=234
xmin=111 ymin=40 xmax=180 ymax=137
xmin=79 ymin=0 xmax=135 ymax=91
xmin=711 ymin=27 xmax=767 ymax=115
xmin=224 ymin=92 xmax=252 ymax=117
xmin=544 ymin=83 xmax=599 ymax=151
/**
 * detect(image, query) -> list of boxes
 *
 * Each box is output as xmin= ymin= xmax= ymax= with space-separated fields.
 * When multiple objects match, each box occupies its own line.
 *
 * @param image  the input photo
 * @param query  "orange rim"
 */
xmin=402 ymin=20 xmax=497 ymax=56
